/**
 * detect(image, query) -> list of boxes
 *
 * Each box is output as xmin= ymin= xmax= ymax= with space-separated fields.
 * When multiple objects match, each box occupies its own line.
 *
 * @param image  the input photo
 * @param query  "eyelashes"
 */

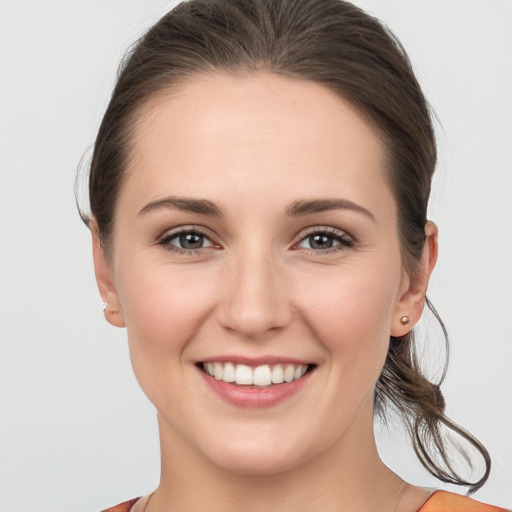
xmin=157 ymin=225 xmax=355 ymax=256
xmin=158 ymin=226 xmax=217 ymax=255
xmin=295 ymin=227 xmax=355 ymax=253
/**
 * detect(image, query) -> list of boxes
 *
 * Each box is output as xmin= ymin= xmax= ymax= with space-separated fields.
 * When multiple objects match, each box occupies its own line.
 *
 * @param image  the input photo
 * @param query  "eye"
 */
xmin=296 ymin=228 xmax=354 ymax=252
xmin=159 ymin=227 xmax=216 ymax=253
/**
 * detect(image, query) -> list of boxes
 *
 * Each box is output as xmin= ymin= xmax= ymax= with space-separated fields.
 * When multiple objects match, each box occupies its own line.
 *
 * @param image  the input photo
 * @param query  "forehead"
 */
xmin=122 ymin=72 xmax=393 ymax=215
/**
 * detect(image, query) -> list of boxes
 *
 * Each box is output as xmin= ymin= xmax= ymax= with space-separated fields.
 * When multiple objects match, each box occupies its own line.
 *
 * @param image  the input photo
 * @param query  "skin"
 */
xmin=93 ymin=73 xmax=438 ymax=512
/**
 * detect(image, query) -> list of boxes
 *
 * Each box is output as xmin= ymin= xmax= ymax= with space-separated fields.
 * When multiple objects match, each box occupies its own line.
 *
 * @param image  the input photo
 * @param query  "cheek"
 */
xmin=114 ymin=258 xmax=219 ymax=379
xmin=122 ymin=268 xmax=216 ymax=328
xmin=295 ymin=260 xmax=400 ymax=369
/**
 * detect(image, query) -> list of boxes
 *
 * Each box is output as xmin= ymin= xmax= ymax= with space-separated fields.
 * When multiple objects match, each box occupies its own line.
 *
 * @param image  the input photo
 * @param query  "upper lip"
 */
xmin=198 ymin=355 xmax=314 ymax=366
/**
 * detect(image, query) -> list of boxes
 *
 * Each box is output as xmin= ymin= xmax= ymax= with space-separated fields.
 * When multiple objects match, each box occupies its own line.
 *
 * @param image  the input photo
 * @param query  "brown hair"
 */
xmin=80 ymin=0 xmax=490 ymax=491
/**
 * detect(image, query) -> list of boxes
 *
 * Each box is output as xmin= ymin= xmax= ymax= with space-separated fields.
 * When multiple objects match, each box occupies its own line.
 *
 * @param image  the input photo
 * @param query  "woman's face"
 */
xmin=95 ymin=73 xmax=425 ymax=474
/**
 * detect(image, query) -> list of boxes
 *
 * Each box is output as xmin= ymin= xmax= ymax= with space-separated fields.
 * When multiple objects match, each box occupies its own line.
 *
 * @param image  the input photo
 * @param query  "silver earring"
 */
xmin=101 ymin=302 xmax=108 ymax=311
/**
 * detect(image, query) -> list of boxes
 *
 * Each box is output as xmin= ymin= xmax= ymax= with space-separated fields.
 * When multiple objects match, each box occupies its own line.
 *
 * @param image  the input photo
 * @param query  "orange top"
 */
xmin=101 ymin=491 xmax=510 ymax=512
xmin=101 ymin=498 xmax=139 ymax=512
xmin=417 ymin=491 xmax=509 ymax=512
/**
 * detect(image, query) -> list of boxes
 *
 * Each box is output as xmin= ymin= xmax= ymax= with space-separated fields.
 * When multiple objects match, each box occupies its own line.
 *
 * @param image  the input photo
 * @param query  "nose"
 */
xmin=216 ymin=250 xmax=293 ymax=340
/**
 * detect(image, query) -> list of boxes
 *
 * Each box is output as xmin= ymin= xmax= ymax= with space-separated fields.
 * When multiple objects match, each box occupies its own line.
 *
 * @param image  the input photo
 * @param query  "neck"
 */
xmin=150 ymin=406 xmax=405 ymax=512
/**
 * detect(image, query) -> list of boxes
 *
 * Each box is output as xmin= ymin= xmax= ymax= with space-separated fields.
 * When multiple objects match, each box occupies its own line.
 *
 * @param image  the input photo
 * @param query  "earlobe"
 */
xmin=91 ymin=219 xmax=126 ymax=328
xmin=391 ymin=221 xmax=438 ymax=337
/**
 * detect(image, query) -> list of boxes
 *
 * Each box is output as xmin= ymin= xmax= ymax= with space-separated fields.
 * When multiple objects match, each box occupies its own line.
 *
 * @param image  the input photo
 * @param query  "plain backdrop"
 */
xmin=0 ymin=1 xmax=511 ymax=511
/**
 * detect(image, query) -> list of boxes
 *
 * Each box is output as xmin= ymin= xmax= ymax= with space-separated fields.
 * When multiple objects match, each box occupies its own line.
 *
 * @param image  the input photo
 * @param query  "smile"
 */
xmin=202 ymin=362 xmax=310 ymax=387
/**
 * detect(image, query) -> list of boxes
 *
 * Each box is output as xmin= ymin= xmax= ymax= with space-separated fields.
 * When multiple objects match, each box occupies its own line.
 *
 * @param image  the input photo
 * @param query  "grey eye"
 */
xmin=298 ymin=233 xmax=342 ymax=250
xmin=177 ymin=232 xmax=206 ymax=249
xmin=296 ymin=228 xmax=354 ymax=252
xmin=162 ymin=230 xmax=215 ymax=251
xmin=307 ymin=234 xmax=337 ymax=249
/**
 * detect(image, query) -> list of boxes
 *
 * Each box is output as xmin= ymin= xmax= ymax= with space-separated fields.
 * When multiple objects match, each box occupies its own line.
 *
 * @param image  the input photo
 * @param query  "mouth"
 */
xmin=198 ymin=361 xmax=315 ymax=387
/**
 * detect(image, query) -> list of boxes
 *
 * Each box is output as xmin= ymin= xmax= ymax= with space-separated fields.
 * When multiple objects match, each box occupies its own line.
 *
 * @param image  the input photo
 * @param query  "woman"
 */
xmin=80 ymin=0 xmax=508 ymax=510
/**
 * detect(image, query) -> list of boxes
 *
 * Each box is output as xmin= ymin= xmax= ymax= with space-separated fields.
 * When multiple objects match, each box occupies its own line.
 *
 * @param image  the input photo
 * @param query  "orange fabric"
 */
xmin=101 ymin=497 xmax=140 ymax=512
xmin=101 ymin=491 xmax=509 ymax=512
xmin=418 ymin=491 xmax=509 ymax=512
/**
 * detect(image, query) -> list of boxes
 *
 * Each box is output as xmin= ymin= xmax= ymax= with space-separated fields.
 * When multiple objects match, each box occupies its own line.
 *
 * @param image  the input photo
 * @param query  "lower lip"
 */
xmin=198 ymin=367 xmax=312 ymax=408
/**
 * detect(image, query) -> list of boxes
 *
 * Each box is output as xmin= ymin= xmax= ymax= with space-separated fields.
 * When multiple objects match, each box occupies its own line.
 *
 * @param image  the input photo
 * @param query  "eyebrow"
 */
xmin=138 ymin=195 xmax=375 ymax=222
xmin=138 ymin=196 xmax=224 ymax=217
xmin=286 ymin=198 xmax=376 ymax=221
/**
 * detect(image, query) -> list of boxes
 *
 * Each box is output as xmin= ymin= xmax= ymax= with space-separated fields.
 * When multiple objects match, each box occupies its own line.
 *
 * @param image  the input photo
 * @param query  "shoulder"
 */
xmin=100 ymin=497 xmax=140 ymax=512
xmin=418 ymin=491 xmax=509 ymax=512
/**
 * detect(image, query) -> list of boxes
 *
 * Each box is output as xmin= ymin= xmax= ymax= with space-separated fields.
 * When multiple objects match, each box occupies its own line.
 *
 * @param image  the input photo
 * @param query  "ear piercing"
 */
xmin=101 ymin=302 xmax=108 ymax=311
xmin=400 ymin=316 xmax=410 ymax=326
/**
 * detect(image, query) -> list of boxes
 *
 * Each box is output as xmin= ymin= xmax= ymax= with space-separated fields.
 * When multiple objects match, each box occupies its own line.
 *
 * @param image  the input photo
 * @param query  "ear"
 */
xmin=90 ymin=218 xmax=126 ymax=328
xmin=391 ymin=221 xmax=438 ymax=337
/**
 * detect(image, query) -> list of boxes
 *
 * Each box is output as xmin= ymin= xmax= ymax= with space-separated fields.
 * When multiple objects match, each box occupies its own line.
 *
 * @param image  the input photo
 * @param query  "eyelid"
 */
xmin=155 ymin=224 xmax=354 ymax=254
xmin=292 ymin=226 xmax=355 ymax=251
xmin=157 ymin=225 xmax=221 ymax=252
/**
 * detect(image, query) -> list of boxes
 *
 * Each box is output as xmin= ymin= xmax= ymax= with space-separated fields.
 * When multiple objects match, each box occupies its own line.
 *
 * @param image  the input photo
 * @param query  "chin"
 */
xmin=196 ymin=430 xmax=311 ymax=476
xmin=209 ymin=446 xmax=304 ymax=476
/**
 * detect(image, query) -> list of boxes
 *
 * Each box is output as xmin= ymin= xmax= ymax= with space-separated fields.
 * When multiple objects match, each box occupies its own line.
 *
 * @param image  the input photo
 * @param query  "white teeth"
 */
xmin=214 ymin=362 xmax=223 ymax=380
xmin=271 ymin=364 xmax=284 ymax=384
xmin=235 ymin=364 xmax=253 ymax=385
xmin=203 ymin=362 xmax=310 ymax=386
xmin=253 ymin=365 xmax=272 ymax=386
xmin=294 ymin=365 xmax=307 ymax=380
xmin=284 ymin=364 xmax=295 ymax=383
xmin=223 ymin=362 xmax=236 ymax=382
xmin=205 ymin=362 xmax=215 ymax=376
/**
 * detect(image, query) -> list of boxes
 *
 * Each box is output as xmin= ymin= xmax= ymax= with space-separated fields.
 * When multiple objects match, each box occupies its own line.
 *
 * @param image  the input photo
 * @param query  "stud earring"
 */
xmin=400 ymin=315 xmax=410 ymax=326
xmin=101 ymin=302 xmax=108 ymax=311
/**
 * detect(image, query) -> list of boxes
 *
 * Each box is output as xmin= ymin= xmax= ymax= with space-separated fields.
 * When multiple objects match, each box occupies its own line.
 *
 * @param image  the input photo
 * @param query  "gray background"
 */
xmin=0 ymin=1 xmax=511 ymax=510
